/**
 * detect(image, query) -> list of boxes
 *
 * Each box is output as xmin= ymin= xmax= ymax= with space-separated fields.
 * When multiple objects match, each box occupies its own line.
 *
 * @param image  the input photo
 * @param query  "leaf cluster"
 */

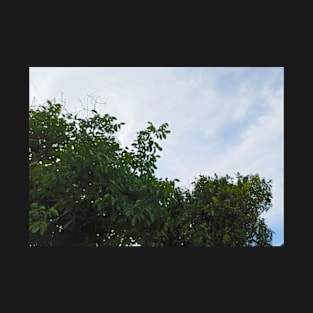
xmin=29 ymin=100 xmax=274 ymax=247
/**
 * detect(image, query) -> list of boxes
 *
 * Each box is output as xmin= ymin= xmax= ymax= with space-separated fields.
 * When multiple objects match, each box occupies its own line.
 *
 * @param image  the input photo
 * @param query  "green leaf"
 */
xmin=149 ymin=211 xmax=155 ymax=223
xmin=103 ymin=194 xmax=110 ymax=201
xmin=125 ymin=210 xmax=132 ymax=217
xmin=110 ymin=195 xmax=116 ymax=206
xmin=97 ymin=203 xmax=102 ymax=212
xmin=39 ymin=222 xmax=48 ymax=235
xmin=49 ymin=207 xmax=59 ymax=217
xmin=155 ymin=142 xmax=162 ymax=151
xmin=131 ymin=215 xmax=137 ymax=226
xmin=30 ymin=203 xmax=38 ymax=210
xmin=30 ymin=223 xmax=40 ymax=233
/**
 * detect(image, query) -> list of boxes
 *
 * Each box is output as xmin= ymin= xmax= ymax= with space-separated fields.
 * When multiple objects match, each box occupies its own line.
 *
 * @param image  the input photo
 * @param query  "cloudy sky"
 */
xmin=29 ymin=67 xmax=284 ymax=246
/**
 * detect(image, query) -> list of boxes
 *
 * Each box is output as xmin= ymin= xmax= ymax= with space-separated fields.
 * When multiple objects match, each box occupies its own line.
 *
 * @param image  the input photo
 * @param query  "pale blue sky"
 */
xmin=29 ymin=67 xmax=284 ymax=246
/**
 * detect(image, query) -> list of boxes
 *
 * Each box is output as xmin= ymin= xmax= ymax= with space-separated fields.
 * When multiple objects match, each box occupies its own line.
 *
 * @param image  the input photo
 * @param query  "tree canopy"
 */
xmin=29 ymin=100 xmax=274 ymax=247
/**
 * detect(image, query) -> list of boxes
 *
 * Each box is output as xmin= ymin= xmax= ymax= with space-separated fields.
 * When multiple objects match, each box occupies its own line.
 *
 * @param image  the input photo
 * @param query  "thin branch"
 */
xmin=63 ymin=219 xmax=73 ymax=230
xmin=48 ymin=210 xmax=70 ymax=224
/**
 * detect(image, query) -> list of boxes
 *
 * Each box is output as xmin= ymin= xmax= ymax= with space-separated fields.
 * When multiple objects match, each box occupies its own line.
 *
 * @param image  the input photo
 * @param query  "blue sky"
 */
xmin=29 ymin=67 xmax=284 ymax=246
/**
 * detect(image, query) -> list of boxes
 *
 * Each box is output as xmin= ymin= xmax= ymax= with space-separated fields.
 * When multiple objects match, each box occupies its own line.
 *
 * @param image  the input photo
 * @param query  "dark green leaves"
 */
xmin=48 ymin=207 xmax=59 ymax=218
xmin=29 ymin=221 xmax=48 ymax=236
xmin=29 ymin=99 xmax=176 ymax=247
xmin=39 ymin=222 xmax=48 ymax=235
xmin=29 ymin=223 xmax=40 ymax=233
xmin=29 ymin=99 xmax=274 ymax=247
xmin=127 ymin=121 xmax=171 ymax=177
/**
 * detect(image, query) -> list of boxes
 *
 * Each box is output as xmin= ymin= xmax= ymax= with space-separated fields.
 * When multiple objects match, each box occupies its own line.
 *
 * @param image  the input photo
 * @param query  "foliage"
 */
xmin=29 ymin=100 xmax=174 ymax=246
xmin=29 ymin=100 xmax=274 ymax=247
xmin=152 ymin=174 xmax=273 ymax=247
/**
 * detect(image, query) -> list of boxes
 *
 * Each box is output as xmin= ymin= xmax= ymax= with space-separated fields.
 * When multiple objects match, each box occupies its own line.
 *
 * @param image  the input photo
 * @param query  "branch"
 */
xmin=48 ymin=210 xmax=70 ymax=224
xmin=63 ymin=219 xmax=73 ymax=230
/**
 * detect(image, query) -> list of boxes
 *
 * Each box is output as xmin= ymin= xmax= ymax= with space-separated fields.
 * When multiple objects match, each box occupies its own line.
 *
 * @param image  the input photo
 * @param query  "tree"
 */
xmin=29 ymin=100 xmax=274 ymax=247
xmin=152 ymin=174 xmax=273 ymax=247
xmin=29 ymin=100 xmax=175 ymax=246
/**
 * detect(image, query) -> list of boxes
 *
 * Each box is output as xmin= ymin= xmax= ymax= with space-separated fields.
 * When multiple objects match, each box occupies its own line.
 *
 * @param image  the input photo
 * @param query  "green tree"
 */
xmin=152 ymin=174 xmax=273 ymax=247
xmin=29 ymin=100 xmax=175 ymax=246
xmin=29 ymin=100 xmax=274 ymax=247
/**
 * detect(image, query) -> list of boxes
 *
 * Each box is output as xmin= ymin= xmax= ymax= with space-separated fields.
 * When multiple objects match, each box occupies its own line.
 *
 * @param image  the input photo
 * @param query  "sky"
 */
xmin=29 ymin=67 xmax=284 ymax=246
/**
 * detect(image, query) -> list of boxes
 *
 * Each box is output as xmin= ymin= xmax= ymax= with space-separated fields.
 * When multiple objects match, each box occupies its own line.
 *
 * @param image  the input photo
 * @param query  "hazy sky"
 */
xmin=29 ymin=67 xmax=284 ymax=246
